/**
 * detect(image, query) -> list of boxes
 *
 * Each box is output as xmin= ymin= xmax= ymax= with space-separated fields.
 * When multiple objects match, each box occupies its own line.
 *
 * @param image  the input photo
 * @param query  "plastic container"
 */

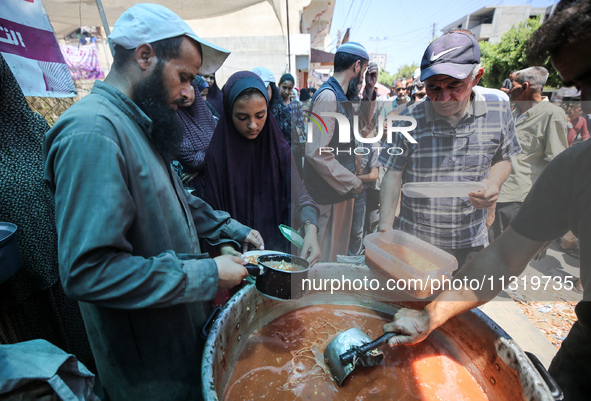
xmin=363 ymin=230 xmax=458 ymax=298
xmin=402 ymin=181 xmax=486 ymax=198
xmin=0 ymin=222 xmax=22 ymax=284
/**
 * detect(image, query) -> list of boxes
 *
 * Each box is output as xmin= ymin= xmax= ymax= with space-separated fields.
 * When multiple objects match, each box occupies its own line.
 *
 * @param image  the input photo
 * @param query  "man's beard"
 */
xmin=132 ymin=62 xmax=184 ymax=164
xmin=346 ymin=70 xmax=363 ymax=101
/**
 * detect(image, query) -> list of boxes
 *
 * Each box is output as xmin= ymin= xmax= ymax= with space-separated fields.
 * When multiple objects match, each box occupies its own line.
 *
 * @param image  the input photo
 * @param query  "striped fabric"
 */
xmin=379 ymin=89 xmax=521 ymax=249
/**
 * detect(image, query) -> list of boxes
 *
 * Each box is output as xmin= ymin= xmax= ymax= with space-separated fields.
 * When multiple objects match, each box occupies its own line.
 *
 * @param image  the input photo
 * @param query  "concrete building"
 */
xmin=442 ymin=4 xmax=558 ymax=43
xmin=369 ymin=53 xmax=387 ymax=72
xmin=187 ymin=0 xmax=315 ymax=88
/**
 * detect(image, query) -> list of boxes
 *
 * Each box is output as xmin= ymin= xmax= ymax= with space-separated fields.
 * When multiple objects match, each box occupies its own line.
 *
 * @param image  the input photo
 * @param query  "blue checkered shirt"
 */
xmin=379 ymin=90 xmax=521 ymax=249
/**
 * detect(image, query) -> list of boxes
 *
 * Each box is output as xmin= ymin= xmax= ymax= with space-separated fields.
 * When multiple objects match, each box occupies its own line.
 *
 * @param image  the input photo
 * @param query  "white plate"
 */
xmin=402 ymin=182 xmax=487 ymax=198
xmin=243 ymin=250 xmax=288 ymax=264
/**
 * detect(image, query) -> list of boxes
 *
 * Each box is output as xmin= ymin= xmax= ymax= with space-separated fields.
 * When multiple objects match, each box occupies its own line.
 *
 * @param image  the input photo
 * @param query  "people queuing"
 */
xmin=202 ymin=72 xmax=224 ymax=117
xmin=195 ymin=75 xmax=220 ymax=119
xmin=175 ymin=75 xmax=218 ymax=197
xmin=304 ymin=42 xmax=378 ymax=261
xmin=278 ymin=73 xmax=306 ymax=146
xmin=489 ymin=66 xmax=568 ymax=241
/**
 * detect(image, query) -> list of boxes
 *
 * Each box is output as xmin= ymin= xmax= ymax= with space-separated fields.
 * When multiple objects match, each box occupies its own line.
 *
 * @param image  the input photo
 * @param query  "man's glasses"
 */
xmin=396 ymin=87 xmax=407 ymax=91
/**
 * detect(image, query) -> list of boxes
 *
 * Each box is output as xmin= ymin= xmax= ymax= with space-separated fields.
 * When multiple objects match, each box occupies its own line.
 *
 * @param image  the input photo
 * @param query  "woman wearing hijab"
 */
xmin=194 ymin=77 xmax=220 ymax=119
xmin=0 ymin=55 xmax=92 ymax=367
xmin=176 ymin=76 xmax=217 ymax=197
xmin=202 ymin=72 xmax=223 ymax=117
xmin=202 ymin=71 xmax=319 ymax=260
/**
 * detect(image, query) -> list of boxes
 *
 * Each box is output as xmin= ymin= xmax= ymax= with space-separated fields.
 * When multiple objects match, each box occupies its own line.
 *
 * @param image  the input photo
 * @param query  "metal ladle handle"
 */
xmin=340 ymin=332 xmax=398 ymax=365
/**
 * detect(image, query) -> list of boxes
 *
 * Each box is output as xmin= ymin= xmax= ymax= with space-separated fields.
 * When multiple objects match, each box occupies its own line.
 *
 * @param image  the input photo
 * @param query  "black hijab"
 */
xmin=205 ymin=72 xmax=223 ymax=117
xmin=202 ymin=71 xmax=292 ymax=252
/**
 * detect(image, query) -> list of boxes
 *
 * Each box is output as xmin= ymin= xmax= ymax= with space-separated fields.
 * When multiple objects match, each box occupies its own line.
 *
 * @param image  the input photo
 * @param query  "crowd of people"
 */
xmin=1 ymin=0 xmax=590 ymax=399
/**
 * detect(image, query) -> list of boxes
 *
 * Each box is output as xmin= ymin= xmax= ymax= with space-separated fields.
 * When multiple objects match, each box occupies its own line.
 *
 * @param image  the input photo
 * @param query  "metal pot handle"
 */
xmin=524 ymin=351 xmax=564 ymax=401
xmin=200 ymin=306 xmax=223 ymax=340
xmin=245 ymin=263 xmax=264 ymax=276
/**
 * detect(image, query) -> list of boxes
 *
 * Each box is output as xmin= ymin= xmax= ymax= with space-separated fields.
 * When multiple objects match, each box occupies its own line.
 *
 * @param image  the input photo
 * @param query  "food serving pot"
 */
xmin=202 ymin=263 xmax=560 ymax=401
xmin=245 ymin=254 xmax=310 ymax=300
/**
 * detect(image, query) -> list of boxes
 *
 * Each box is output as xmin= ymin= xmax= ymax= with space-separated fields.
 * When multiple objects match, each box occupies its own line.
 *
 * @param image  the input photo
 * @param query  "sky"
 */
xmin=328 ymin=0 xmax=560 ymax=75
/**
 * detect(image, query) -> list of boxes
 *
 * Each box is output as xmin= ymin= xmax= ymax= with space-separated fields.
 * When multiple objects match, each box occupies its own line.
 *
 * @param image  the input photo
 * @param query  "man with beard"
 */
xmin=304 ymin=42 xmax=378 ymax=261
xmin=43 ymin=4 xmax=263 ymax=400
xmin=382 ymin=1 xmax=591 ymax=399
xmin=378 ymin=32 xmax=521 ymax=268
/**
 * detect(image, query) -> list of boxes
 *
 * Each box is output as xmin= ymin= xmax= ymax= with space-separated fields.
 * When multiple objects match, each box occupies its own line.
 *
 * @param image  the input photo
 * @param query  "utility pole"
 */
xmin=95 ymin=0 xmax=114 ymax=56
xmin=370 ymin=36 xmax=388 ymax=54
xmin=432 ymin=23 xmax=436 ymax=42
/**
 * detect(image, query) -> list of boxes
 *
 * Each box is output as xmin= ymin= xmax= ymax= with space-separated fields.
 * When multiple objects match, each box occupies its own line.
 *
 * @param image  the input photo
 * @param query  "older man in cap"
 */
xmin=378 ymin=32 xmax=520 ymax=268
xmin=44 ymin=4 xmax=262 ymax=400
xmin=382 ymin=1 xmax=591 ymax=399
xmin=304 ymin=41 xmax=378 ymax=261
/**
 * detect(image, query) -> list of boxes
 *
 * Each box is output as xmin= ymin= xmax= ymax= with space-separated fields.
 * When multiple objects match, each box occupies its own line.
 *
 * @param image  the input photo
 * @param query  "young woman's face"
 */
xmin=279 ymin=80 xmax=294 ymax=101
xmin=232 ymin=93 xmax=268 ymax=140
xmin=202 ymin=74 xmax=215 ymax=87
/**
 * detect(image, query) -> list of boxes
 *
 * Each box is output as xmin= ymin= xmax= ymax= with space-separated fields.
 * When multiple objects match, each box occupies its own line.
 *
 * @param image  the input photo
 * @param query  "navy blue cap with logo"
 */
xmin=420 ymin=32 xmax=480 ymax=81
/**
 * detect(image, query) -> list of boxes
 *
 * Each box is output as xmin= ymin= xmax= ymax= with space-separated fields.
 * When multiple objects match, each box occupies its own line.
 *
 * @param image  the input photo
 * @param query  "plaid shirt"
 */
xmin=379 ymin=89 xmax=521 ymax=249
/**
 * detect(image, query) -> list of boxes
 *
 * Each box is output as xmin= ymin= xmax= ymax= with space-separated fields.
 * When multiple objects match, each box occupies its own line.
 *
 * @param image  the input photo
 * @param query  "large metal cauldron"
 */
xmin=202 ymin=263 xmax=556 ymax=400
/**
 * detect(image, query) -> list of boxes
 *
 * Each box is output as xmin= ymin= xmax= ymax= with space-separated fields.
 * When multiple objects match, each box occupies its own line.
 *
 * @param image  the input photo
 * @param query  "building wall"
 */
xmin=488 ymin=6 xmax=546 ymax=43
xmin=188 ymin=1 xmax=311 ymax=88
xmin=203 ymin=33 xmax=310 ymax=88
xmin=443 ymin=5 xmax=554 ymax=43
xmin=369 ymin=53 xmax=387 ymax=72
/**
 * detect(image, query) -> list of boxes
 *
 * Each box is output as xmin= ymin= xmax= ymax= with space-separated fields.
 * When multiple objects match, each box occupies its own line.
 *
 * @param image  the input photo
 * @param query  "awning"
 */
xmin=310 ymin=48 xmax=333 ymax=66
xmin=42 ymin=0 xmax=283 ymax=36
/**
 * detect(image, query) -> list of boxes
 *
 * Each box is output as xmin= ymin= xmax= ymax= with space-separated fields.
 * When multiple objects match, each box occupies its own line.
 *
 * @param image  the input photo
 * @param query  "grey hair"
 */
xmin=514 ymin=66 xmax=549 ymax=92
xmin=470 ymin=63 xmax=482 ymax=79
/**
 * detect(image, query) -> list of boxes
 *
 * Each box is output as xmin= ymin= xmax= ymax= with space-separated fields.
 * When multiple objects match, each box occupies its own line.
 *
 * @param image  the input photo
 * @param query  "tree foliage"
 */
xmin=378 ymin=69 xmax=394 ymax=88
xmin=393 ymin=63 xmax=419 ymax=81
xmin=378 ymin=63 xmax=419 ymax=88
xmin=480 ymin=16 xmax=561 ymax=89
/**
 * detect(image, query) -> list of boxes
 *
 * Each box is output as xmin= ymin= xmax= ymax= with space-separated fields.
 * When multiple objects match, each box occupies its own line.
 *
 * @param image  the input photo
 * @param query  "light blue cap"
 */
xmin=251 ymin=67 xmax=276 ymax=87
xmin=336 ymin=41 xmax=369 ymax=61
xmin=108 ymin=3 xmax=230 ymax=74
